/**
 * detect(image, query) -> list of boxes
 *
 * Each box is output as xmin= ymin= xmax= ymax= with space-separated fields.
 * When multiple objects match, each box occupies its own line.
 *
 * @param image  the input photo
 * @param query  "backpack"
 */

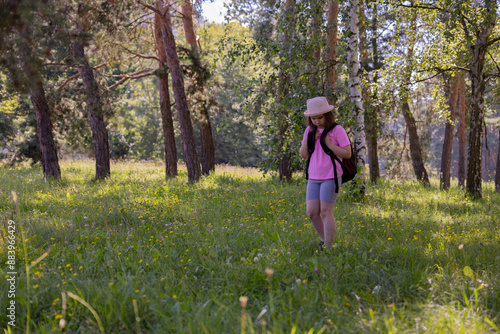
xmin=305 ymin=122 xmax=357 ymax=193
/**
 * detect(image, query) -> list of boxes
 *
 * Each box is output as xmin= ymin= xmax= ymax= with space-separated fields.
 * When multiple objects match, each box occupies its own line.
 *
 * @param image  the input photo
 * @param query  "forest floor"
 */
xmin=1 ymin=160 xmax=499 ymax=333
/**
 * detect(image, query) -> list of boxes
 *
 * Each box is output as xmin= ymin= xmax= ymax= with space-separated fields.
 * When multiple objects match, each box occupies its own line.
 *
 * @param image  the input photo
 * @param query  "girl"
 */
xmin=299 ymin=97 xmax=351 ymax=249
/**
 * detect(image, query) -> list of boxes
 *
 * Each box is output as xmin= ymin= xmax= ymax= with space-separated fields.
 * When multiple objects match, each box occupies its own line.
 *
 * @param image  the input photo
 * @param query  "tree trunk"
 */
xmin=277 ymin=0 xmax=295 ymax=181
xmin=457 ymin=73 xmax=466 ymax=188
xmin=402 ymin=102 xmax=430 ymax=185
xmin=154 ymin=4 xmax=177 ymax=178
xmin=402 ymin=11 xmax=430 ymax=186
xmin=310 ymin=1 xmax=322 ymax=87
xmin=466 ymin=5 xmax=496 ymax=198
xmin=30 ymin=80 xmax=61 ymax=180
xmin=325 ymin=0 xmax=338 ymax=94
xmin=359 ymin=0 xmax=379 ymax=184
xmin=181 ymin=0 xmax=215 ymax=175
xmin=347 ymin=0 xmax=367 ymax=193
xmin=495 ymin=126 xmax=500 ymax=192
xmin=159 ymin=2 xmax=201 ymax=182
xmin=74 ymin=37 xmax=111 ymax=180
xmin=367 ymin=1 xmax=380 ymax=183
xmin=181 ymin=0 xmax=197 ymax=48
xmin=440 ymin=75 xmax=459 ymax=190
xmin=18 ymin=28 xmax=61 ymax=180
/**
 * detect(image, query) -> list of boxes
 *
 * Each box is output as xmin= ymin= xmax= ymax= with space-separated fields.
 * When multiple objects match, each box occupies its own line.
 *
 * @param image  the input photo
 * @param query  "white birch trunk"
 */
xmin=347 ymin=0 xmax=367 ymax=192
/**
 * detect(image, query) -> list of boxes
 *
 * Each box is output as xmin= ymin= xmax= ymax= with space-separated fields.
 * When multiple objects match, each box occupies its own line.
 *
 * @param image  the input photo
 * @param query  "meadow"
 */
xmin=0 ymin=160 xmax=499 ymax=333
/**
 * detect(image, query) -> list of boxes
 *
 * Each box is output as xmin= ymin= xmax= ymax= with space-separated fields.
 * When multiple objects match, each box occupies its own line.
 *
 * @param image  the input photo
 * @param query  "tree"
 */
xmin=457 ymin=73 xmax=466 ymax=188
xmin=154 ymin=2 xmax=177 ymax=178
xmin=359 ymin=0 xmax=380 ymax=183
xmin=465 ymin=1 xmax=498 ymax=198
xmin=440 ymin=73 xmax=459 ymax=190
xmin=496 ymin=125 xmax=500 ymax=192
xmin=148 ymin=1 xmax=201 ymax=182
xmin=277 ymin=0 xmax=295 ymax=181
xmin=347 ymin=0 xmax=367 ymax=193
xmin=181 ymin=0 xmax=215 ymax=175
xmin=325 ymin=0 xmax=338 ymax=94
xmin=2 ymin=1 xmax=61 ymax=179
xmin=401 ymin=10 xmax=430 ymax=186
xmin=73 ymin=8 xmax=111 ymax=180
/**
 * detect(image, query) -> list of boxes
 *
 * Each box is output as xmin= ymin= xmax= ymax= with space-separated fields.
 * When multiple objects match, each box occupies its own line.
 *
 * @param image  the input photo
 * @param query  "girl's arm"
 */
xmin=325 ymin=136 xmax=351 ymax=159
xmin=299 ymin=140 xmax=309 ymax=159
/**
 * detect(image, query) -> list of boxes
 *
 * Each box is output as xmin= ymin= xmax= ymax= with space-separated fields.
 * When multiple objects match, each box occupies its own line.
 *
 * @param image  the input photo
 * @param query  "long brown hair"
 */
xmin=307 ymin=111 xmax=335 ymax=134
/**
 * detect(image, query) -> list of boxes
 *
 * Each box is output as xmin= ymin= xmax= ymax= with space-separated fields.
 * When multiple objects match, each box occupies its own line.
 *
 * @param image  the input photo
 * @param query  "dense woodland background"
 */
xmin=1 ymin=0 xmax=499 ymax=198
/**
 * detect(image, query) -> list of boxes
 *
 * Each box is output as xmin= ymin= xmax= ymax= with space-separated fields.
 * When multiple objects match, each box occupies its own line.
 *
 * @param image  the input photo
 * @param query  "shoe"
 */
xmin=318 ymin=241 xmax=325 ymax=250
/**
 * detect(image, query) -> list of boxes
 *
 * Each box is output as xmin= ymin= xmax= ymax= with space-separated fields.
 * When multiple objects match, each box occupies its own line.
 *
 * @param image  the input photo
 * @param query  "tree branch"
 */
xmin=395 ymin=1 xmax=444 ymax=12
xmin=116 ymin=44 xmax=161 ymax=62
xmin=410 ymin=66 xmax=470 ymax=85
xmin=487 ymin=35 xmax=500 ymax=47
xmin=106 ymin=69 xmax=154 ymax=91
xmin=136 ymin=0 xmax=171 ymax=18
xmin=56 ymin=63 xmax=108 ymax=90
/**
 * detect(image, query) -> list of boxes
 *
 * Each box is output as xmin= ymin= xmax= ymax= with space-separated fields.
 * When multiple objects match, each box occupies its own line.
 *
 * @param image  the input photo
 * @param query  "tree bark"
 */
xmin=310 ymin=0 xmax=322 ymax=87
xmin=325 ymin=0 xmax=338 ymax=93
xmin=347 ymin=0 xmax=367 ymax=193
xmin=74 ymin=36 xmax=111 ymax=180
xmin=402 ymin=11 xmax=430 ymax=186
xmin=30 ymin=79 xmax=61 ymax=180
xmin=181 ymin=0 xmax=215 ymax=175
xmin=465 ymin=4 xmax=496 ymax=198
xmin=277 ymin=0 xmax=295 ymax=181
xmin=440 ymin=74 xmax=459 ymax=190
xmin=158 ymin=2 xmax=201 ymax=182
xmin=18 ymin=28 xmax=61 ymax=180
xmin=360 ymin=0 xmax=379 ymax=183
xmin=495 ymin=126 xmax=500 ymax=192
xmin=181 ymin=0 xmax=197 ymax=48
xmin=154 ymin=3 xmax=177 ymax=178
xmin=402 ymin=102 xmax=430 ymax=185
xmin=367 ymin=1 xmax=380 ymax=183
xmin=457 ymin=73 xmax=466 ymax=188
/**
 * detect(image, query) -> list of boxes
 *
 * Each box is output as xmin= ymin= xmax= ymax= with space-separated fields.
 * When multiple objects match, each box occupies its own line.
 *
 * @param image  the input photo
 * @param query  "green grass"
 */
xmin=1 ymin=160 xmax=499 ymax=333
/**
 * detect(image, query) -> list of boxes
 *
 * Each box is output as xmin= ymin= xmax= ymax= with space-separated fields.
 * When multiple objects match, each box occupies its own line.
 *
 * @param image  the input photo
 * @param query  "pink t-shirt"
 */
xmin=302 ymin=125 xmax=350 ymax=180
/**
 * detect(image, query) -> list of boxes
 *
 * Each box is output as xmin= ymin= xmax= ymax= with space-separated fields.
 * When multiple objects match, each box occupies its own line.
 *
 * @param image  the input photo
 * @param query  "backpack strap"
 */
xmin=305 ymin=128 xmax=316 ymax=180
xmin=319 ymin=122 xmax=341 ymax=193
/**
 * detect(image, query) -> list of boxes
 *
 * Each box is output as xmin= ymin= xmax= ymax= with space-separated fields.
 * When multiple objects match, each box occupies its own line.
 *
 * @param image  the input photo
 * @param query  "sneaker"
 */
xmin=318 ymin=241 xmax=325 ymax=250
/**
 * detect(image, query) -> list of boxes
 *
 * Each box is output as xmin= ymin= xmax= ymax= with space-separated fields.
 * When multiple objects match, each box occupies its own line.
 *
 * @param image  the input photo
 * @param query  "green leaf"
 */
xmin=463 ymin=266 xmax=474 ymax=279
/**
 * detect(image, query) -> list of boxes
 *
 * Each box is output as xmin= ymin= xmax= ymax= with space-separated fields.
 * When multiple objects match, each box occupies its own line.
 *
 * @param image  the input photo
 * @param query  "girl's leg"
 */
xmin=320 ymin=201 xmax=336 ymax=247
xmin=306 ymin=199 xmax=324 ymax=241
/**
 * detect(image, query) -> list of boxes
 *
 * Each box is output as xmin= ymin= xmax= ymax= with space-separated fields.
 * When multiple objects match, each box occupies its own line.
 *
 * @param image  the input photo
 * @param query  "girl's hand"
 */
xmin=315 ymin=131 xmax=321 ymax=140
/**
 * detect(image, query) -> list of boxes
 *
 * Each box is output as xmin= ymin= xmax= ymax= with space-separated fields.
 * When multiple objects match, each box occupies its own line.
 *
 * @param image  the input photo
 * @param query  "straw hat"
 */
xmin=303 ymin=96 xmax=334 ymax=117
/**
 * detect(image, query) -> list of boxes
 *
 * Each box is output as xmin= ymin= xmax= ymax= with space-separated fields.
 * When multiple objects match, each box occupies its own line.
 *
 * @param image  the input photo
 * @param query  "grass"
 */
xmin=0 ymin=160 xmax=499 ymax=333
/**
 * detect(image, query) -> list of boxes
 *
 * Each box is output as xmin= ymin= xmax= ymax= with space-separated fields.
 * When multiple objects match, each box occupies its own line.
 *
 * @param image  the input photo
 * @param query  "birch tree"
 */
xmin=347 ymin=0 xmax=367 ymax=193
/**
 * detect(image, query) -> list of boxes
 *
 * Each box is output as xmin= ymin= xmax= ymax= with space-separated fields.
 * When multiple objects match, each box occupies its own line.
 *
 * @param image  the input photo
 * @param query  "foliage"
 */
xmin=0 ymin=72 xmax=18 ymax=148
xmin=1 ymin=161 xmax=499 ymax=332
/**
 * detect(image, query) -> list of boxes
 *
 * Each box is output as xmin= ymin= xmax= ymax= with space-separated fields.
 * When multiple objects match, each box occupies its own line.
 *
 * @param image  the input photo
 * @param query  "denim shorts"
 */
xmin=306 ymin=179 xmax=342 ymax=203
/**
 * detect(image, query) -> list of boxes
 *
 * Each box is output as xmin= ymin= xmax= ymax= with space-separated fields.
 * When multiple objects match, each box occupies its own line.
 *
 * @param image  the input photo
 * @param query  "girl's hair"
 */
xmin=307 ymin=111 xmax=335 ymax=134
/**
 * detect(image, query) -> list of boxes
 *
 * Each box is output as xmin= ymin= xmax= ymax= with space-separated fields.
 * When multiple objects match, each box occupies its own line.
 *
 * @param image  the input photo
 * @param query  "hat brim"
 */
xmin=303 ymin=105 xmax=334 ymax=117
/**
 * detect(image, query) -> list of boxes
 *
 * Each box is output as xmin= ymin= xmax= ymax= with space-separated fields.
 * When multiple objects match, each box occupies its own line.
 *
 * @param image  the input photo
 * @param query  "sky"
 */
xmin=201 ymin=0 xmax=228 ymax=24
